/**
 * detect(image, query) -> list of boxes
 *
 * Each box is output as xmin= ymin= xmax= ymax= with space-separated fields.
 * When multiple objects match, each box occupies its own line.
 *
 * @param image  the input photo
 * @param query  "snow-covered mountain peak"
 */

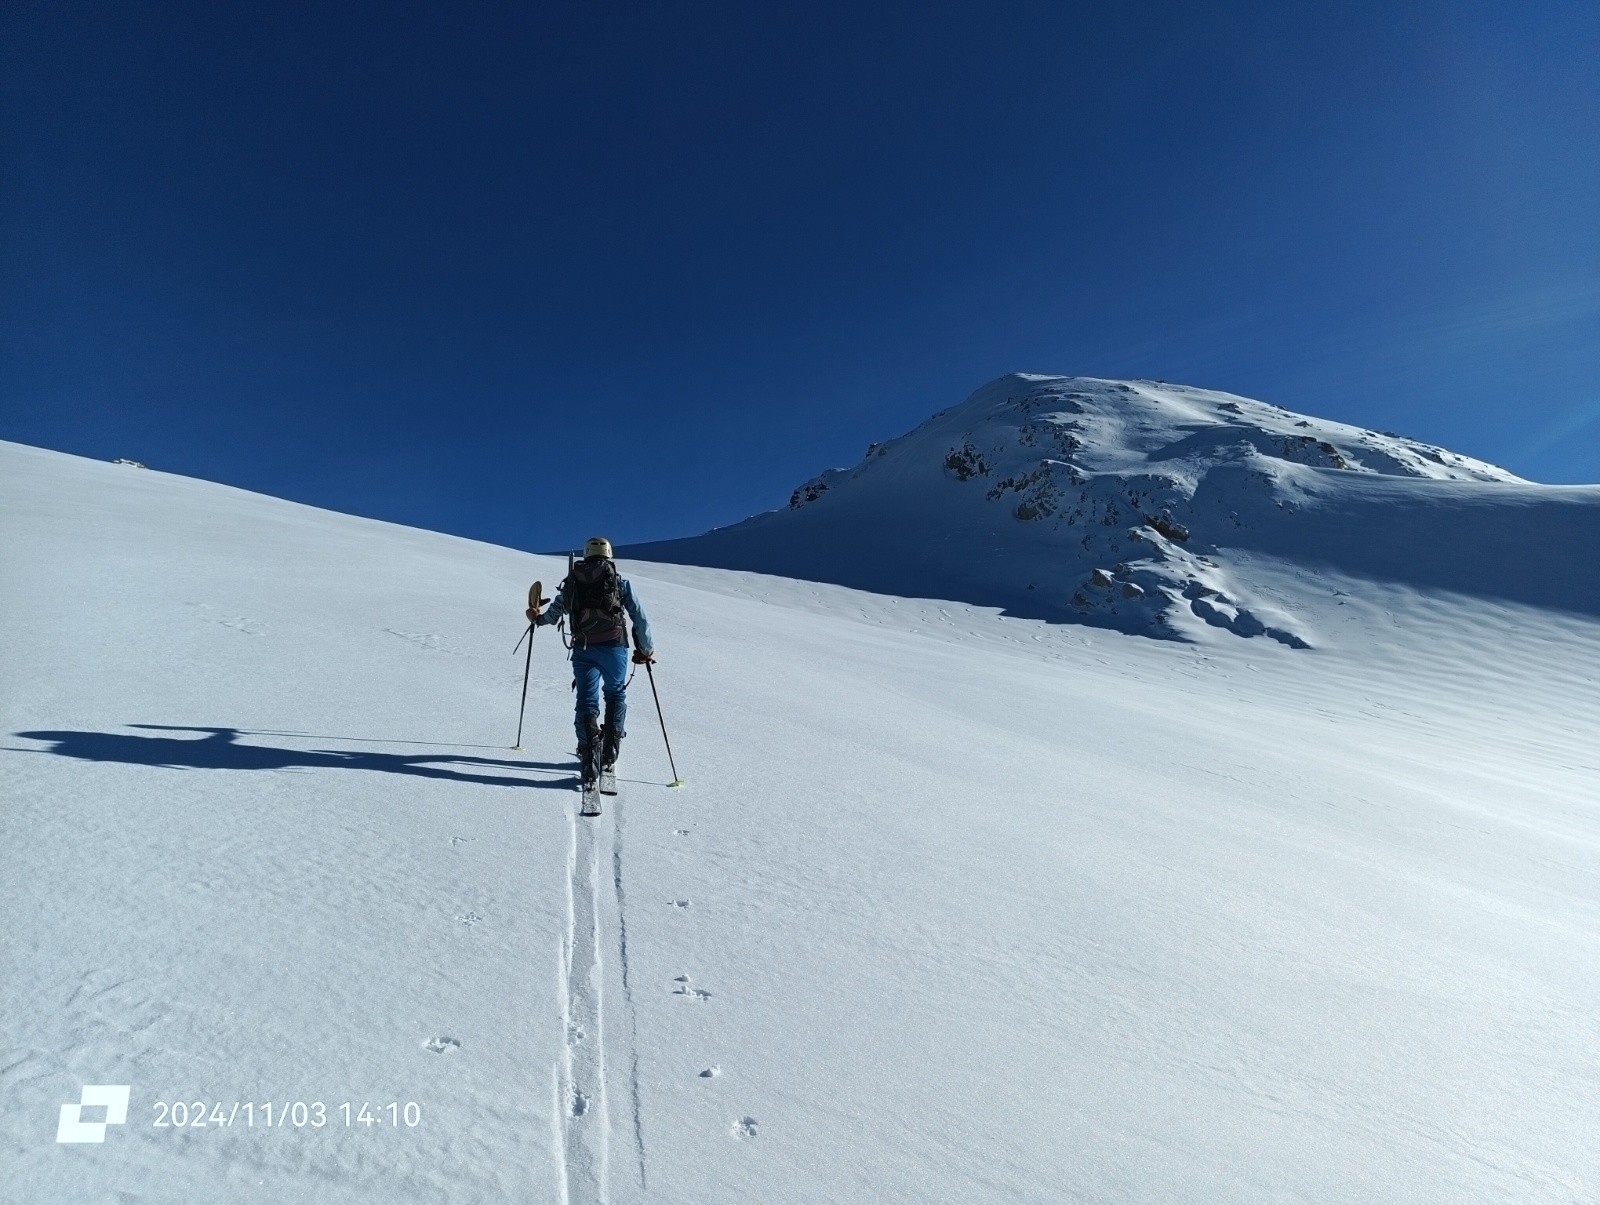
xmin=635 ymin=374 xmax=1593 ymax=648
xmin=798 ymin=374 xmax=1521 ymax=507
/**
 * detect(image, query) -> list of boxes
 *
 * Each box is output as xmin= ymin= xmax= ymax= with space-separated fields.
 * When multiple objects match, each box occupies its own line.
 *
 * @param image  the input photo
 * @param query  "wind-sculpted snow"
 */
xmin=4 ymin=438 xmax=1598 ymax=1203
xmin=631 ymin=374 xmax=1598 ymax=645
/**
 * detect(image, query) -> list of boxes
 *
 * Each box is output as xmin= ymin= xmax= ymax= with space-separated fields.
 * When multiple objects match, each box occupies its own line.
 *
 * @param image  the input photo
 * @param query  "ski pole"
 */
xmin=643 ymin=659 xmax=684 ymax=787
xmin=512 ymin=625 xmax=534 ymax=750
xmin=513 ymin=581 xmax=544 ymax=750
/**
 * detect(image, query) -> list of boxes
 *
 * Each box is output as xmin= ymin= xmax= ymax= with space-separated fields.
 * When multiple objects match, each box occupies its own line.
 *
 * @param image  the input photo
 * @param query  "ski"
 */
xmin=580 ymin=780 xmax=602 ymax=816
xmin=599 ymin=766 xmax=618 ymax=796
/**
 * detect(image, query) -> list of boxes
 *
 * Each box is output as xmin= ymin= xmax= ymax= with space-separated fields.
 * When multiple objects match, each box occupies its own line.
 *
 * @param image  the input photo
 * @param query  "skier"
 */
xmin=527 ymin=537 xmax=655 ymax=792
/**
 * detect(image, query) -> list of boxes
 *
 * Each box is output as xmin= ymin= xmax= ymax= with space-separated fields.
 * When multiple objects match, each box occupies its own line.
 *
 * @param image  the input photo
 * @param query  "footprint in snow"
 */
xmin=699 ymin=1066 xmax=721 ymax=1079
xmin=668 ymin=899 xmax=691 ymax=909
xmin=424 ymin=1036 xmax=461 ymax=1054
xmin=732 ymin=1117 xmax=758 ymax=1139
xmin=672 ymin=828 xmax=691 ymax=837
xmin=571 ymin=1092 xmax=589 ymax=1117
xmin=672 ymin=975 xmax=711 ymax=1001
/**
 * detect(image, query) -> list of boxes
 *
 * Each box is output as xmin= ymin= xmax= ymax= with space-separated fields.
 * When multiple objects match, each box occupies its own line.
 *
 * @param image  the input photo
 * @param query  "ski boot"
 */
xmin=599 ymin=700 xmax=623 ymax=796
xmin=578 ymin=716 xmax=603 ymax=815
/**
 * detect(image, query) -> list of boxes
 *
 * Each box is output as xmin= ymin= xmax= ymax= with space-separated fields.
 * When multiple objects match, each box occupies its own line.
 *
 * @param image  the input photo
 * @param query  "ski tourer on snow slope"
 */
xmin=527 ymin=536 xmax=655 ymax=811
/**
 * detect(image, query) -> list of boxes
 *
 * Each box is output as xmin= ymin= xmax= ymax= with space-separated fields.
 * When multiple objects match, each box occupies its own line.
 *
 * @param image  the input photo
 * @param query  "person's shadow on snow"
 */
xmin=10 ymin=725 xmax=575 ymax=790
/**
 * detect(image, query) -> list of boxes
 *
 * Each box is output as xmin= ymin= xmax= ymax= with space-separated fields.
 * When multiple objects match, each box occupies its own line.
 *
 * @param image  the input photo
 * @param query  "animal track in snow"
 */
xmin=668 ymin=899 xmax=691 ymax=909
xmin=733 ymin=1117 xmax=759 ymax=1139
xmin=571 ymin=1092 xmax=589 ymax=1117
xmin=187 ymin=604 xmax=264 ymax=635
xmin=672 ymin=828 xmax=691 ymax=837
xmin=672 ymin=975 xmax=711 ymax=1001
xmin=423 ymin=1036 xmax=461 ymax=1054
xmin=699 ymin=1066 xmax=721 ymax=1078
xmin=458 ymin=911 xmax=483 ymax=927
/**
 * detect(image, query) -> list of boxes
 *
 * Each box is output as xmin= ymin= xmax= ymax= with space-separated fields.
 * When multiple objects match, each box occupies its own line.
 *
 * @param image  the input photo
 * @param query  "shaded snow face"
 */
xmin=635 ymin=373 xmax=1595 ymax=649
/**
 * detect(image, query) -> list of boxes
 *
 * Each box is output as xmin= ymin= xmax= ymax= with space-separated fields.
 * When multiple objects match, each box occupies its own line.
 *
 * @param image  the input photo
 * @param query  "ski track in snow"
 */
xmin=557 ymin=797 xmax=647 ymax=1202
xmin=558 ymin=809 xmax=608 ymax=1202
xmin=612 ymin=802 xmax=649 ymax=1192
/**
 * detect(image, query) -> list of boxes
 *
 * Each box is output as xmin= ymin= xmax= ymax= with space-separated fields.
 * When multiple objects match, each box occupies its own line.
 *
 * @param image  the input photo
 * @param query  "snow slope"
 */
xmin=632 ymin=374 xmax=1600 ymax=649
xmin=3 ymin=436 xmax=1598 ymax=1203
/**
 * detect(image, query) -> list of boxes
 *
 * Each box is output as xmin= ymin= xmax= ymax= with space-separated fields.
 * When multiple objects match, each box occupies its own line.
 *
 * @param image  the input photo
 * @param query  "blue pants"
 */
xmin=572 ymin=644 xmax=629 ymax=746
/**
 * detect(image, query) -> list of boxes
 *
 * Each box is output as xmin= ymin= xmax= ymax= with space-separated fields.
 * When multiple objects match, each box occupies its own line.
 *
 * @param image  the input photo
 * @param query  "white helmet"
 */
xmin=584 ymin=536 xmax=613 ymax=560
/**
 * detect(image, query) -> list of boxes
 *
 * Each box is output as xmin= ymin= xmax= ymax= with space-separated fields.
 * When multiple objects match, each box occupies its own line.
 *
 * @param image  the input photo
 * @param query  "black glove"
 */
xmin=631 ymin=648 xmax=655 ymax=665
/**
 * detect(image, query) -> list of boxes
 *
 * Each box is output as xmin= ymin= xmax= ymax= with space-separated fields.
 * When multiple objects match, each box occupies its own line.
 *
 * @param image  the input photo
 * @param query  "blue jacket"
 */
xmin=539 ymin=573 xmax=653 ymax=655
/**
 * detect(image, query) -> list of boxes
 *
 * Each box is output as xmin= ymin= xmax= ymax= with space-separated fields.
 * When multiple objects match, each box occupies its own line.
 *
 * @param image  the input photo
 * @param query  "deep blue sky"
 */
xmin=4 ymin=1 xmax=1597 ymax=551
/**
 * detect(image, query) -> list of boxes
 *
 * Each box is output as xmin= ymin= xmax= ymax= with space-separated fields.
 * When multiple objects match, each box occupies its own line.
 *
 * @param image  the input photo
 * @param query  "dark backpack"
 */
xmin=564 ymin=558 xmax=628 ymax=645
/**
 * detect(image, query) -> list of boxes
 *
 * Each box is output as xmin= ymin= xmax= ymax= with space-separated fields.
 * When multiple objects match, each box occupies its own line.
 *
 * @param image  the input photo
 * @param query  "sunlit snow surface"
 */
xmin=2 ymin=417 xmax=1597 ymax=1202
xmin=633 ymin=374 xmax=1599 ymax=647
